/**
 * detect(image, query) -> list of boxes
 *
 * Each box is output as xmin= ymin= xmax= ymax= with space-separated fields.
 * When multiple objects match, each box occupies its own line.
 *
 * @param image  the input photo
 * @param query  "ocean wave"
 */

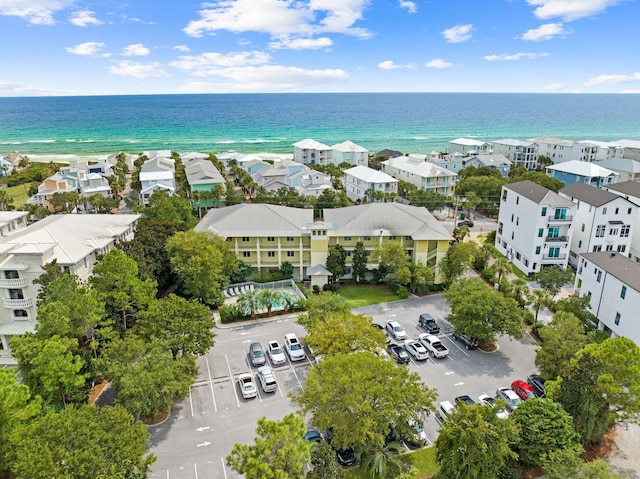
xmin=28 ymin=139 xmax=56 ymax=143
xmin=214 ymin=140 xmax=235 ymax=144
xmin=242 ymin=138 xmax=284 ymax=144
xmin=412 ymin=136 xmax=429 ymax=140
xmin=0 ymin=141 xmax=22 ymax=145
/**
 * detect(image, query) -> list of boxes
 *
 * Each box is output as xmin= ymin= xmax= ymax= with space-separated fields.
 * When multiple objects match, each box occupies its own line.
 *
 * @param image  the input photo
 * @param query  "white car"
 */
xmin=496 ymin=387 xmax=522 ymax=412
xmin=404 ymin=340 xmax=429 ymax=361
xmin=478 ymin=394 xmax=509 ymax=419
xmin=257 ymin=366 xmax=278 ymax=393
xmin=237 ymin=373 xmax=257 ymax=399
xmin=385 ymin=320 xmax=407 ymax=341
xmin=267 ymin=340 xmax=286 ymax=366
xmin=284 ymin=333 xmax=306 ymax=361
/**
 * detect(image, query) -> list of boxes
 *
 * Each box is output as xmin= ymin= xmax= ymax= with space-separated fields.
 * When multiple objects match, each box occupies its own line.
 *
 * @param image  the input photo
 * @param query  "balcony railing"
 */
xmin=542 ymin=254 xmax=567 ymax=260
xmin=2 ymin=297 xmax=33 ymax=309
xmin=0 ymin=278 xmax=28 ymax=288
xmin=545 ymin=236 xmax=568 ymax=243
xmin=547 ymin=215 xmax=573 ymax=223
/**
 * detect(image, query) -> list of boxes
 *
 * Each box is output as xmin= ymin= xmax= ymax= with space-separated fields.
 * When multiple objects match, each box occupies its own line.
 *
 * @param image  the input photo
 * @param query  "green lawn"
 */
xmin=338 ymin=284 xmax=399 ymax=308
xmin=344 ymin=446 xmax=438 ymax=479
xmin=5 ymin=184 xmax=30 ymax=209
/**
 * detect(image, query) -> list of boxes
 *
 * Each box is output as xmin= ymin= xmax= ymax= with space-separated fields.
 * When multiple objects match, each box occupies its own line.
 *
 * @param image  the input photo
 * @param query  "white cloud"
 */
xmin=521 ymin=22 xmax=570 ymax=41
xmin=527 ymin=0 xmax=623 ymax=21
xmin=175 ymin=65 xmax=348 ymax=92
xmin=65 ymin=41 xmax=105 ymax=56
xmin=269 ymin=36 xmax=333 ymax=50
xmin=70 ymin=10 xmax=103 ymax=27
xmin=399 ymin=0 xmax=417 ymax=14
xmin=484 ymin=52 xmax=550 ymax=61
xmin=122 ymin=44 xmax=150 ymax=56
xmin=584 ymin=72 xmax=640 ymax=86
xmin=537 ymin=83 xmax=565 ymax=91
xmin=108 ymin=61 xmax=170 ymax=78
xmin=0 ymin=0 xmax=74 ymax=25
xmin=378 ymin=60 xmax=402 ymax=70
xmin=441 ymin=24 xmax=473 ymax=43
xmin=174 ymin=45 xmax=191 ymax=52
xmin=171 ymin=51 xmax=271 ymax=76
xmin=425 ymin=58 xmax=455 ymax=69
xmin=183 ymin=0 xmax=371 ymax=39
xmin=0 ymin=80 xmax=108 ymax=96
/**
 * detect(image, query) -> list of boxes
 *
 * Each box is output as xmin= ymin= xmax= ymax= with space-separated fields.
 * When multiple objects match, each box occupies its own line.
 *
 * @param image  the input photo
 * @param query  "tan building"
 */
xmin=195 ymin=203 xmax=452 ymax=283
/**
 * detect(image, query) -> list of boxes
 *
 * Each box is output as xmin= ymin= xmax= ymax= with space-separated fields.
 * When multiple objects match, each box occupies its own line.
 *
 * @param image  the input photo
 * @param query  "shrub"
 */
xmin=322 ymin=283 xmax=337 ymax=292
xmin=312 ymin=285 xmax=321 ymax=294
xmin=481 ymin=268 xmax=497 ymax=284
xmin=395 ymin=286 xmax=409 ymax=299
xmin=219 ymin=305 xmax=244 ymax=323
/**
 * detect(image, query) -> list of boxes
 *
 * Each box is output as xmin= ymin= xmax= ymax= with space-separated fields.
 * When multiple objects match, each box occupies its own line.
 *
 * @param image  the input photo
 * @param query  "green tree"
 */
xmin=279 ymin=261 xmax=294 ymax=279
xmin=89 ymin=248 xmax=157 ymax=333
xmin=491 ymin=256 xmax=512 ymax=284
xmin=257 ymin=289 xmax=283 ymax=316
xmin=351 ymin=241 xmax=368 ymax=283
xmin=438 ymin=241 xmax=479 ymax=285
xmin=435 ymin=403 xmax=519 ymax=479
xmin=0 ymin=190 xmax=15 ymax=211
xmin=166 ymin=230 xmax=239 ymax=306
xmin=31 ymin=259 xmax=63 ymax=303
xmin=96 ymin=336 xmax=196 ymax=417
xmin=554 ymin=295 xmax=598 ymax=331
xmin=374 ymin=241 xmax=409 ymax=276
xmin=326 ymin=244 xmax=347 ymax=282
xmin=297 ymin=292 xmax=351 ymax=330
xmin=535 ymin=311 xmax=590 ymax=380
xmin=139 ymin=190 xmax=197 ymax=230
xmin=510 ymin=398 xmax=581 ymax=466
xmin=305 ymin=313 xmax=386 ymax=356
xmin=226 ymin=414 xmax=312 ymax=479
xmin=443 ymin=278 xmax=524 ymax=343
xmin=531 ymin=288 xmax=553 ymax=323
xmin=535 ymin=267 xmax=573 ymax=297
xmin=9 ymin=404 xmax=154 ymax=479
xmin=407 ymin=261 xmax=435 ymax=293
xmin=236 ymin=288 xmax=262 ymax=318
xmin=293 ymin=352 xmax=437 ymax=450
xmin=308 ymin=441 xmax=344 ymax=479
xmin=0 ymin=369 xmax=41 ymax=471
xmin=357 ymin=442 xmax=407 ymax=479
xmin=136 ymin=295 xmax=215 ymax=359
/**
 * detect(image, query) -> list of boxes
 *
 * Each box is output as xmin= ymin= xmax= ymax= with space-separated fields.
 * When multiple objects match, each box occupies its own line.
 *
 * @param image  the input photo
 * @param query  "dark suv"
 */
xmin=452 ymin=332 xmax=479 ymax=350
xmin=418 ymin=313 xmax=440 ymax=334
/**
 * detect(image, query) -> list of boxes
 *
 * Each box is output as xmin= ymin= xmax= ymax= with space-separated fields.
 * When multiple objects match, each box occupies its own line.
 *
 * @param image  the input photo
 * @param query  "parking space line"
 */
xmin=225 ymin=353 xmax=241 ymax=407
xmin=443 ymin=334 xmax=470 ymax=358
xmin=205 ymin=355 xmax=218 ymax=412
xmin=221 ymin=457 xmax=228 ymax=479
xmin=272 ymin=370 xmax=285 ymax=398
xmin=189 ymin=387 xmax=194 ymax=417
xmin=194 ymin=463 xmax=198 ymax=479
xmin=287 ymin=357 xmax=304 ymax=391
xmin=242 ymin=345 xmax=263 ymax=403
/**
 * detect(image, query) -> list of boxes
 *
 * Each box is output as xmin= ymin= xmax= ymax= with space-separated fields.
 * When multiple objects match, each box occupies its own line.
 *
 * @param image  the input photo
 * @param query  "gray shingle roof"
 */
xmin=606 ymin=181 xmax=640 ymax=198
xmin=505 ymin=181 xmax=575 ymax=207
xmin=559 ymin=182 xmax=621 ymax=207
xmin=582 ymin=251 xmax=640 ymax=292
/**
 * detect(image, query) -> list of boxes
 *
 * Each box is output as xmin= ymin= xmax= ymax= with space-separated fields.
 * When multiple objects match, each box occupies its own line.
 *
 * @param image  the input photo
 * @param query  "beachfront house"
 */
xmin=579 ymin=141 xmax=624 ymax=161
xmin=574 ymin=251 xmax=640 ymax=345
xmin=604 ymin=181 xmax=640 ymax=263
xmin=293 ymin=139 xmax=333 ymax=166
xmin=343 ymin=165 xmax=398 ymax=202
xmin=380 ymin=155 xmax=457 ymax=196
xmin=194 ymin=202 xmax=452 ymax=284
xmin=447 ymin=138 xmax=491 ymax=156
xmin=546 ymin=160 xmax=619 ymax=188
xmin=331 ymin=140 xmax=369 ymax=167
xmin=490 ymin=139 xmax=539 ymax=170
xmin=464 ymin=154 xmax=512 ymax=177
xmin=495 ymin=181 xmax=576 ymax=275
xmin=138 ymin=156 xmax=176 ymax=207
xmin=559 ymin=182 xmax=637 ymax=268
xmin=0 ymin=214 xmax=140 ymax=364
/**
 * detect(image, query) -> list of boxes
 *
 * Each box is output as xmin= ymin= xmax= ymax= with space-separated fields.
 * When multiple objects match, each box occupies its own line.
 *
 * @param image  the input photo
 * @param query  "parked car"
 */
xmin=405 ymin=419 xmax=428 ymax=448
xmin=455 ymin=395 xmax=476 ymax=407
xmin=435 ymin=400 xmax=456 ymax=422
xmin=371 ymin=322 xmax=391 ymax=344
xmin=284 ymin=333 xmax=306 ymax=362
xmin=267 ymin=340 xmax=286 ymax=366
xmin=257 ymin=365 xmax=278 ymax=393
xmin=418 ymin=333 xmax=449 ymax=358
xmin=418 ymin=313 xmax=440 ymax=334
xmin=511 ymin=380 xmax=536 ymax=400
xmin=478 ymin=394 xmax=509 ymax=419
xmin=457 ymin=220 xmax=474 ymax=228
xmin=452 ymin=332 xmax=479 ymax=350
xmin=385 ymin=320 xmax=407 ymax=341
xmin=404 ymin=339 xmax=429 ymax=361
xmin=303 ymin=430 xmax=323 ymax=443
xmin=237 ymin=373 xmax=257 ymax=399
xmin=527 ymin=374 xmax=546 ymax=397
xmin=496 ymin=387 xmax=522 ymax=412
xmin=335 ymin=447 xmax=357 ymax=467
xmin=387 ymin=344 xmax=410 ymax=364
xmin=249 ymin=342 xmax=266 ymax=367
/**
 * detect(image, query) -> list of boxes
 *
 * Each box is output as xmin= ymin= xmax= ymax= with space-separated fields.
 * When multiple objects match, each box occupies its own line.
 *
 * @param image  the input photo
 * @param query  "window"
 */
xmin=609 ymin=228 xmax=618 ymax=236
xmin=621 ymin=225 xmax=630 ymax=237
xmin=603 ymin=207 xmax=607 ymax=214
xmin=538 ymin=229 xmax=543 ymax=237
xmin=535 ymin=246 xmax=541 ymax=254
xmin=595 ymin=225 xmax=606 ymax=237
xmin=597 ymin=271 xmax=602 ymax=283
xmin=511 ymin=232 xmax=515 ymax=240
xmin=593 ymin=245 xmax=602 ymax=252
xmin=621 ymin=286 xmax=627 ymax=299
xmin=389 ymin=236 xmax=397 ymax=240
xmin=502 ymin=190 xmax=507 ymax=200
xmin=578 ymin=240 xmax=583 ymax=248
xmin=547 ymin=227 xmax=560 ymax=238
xmin=242 ymin=236 xmax=250 ymax=242
xmin=287 ymin=251 xmax=295 ymax=257
xmin=581 ymin=223 xmax=585 ymax=232
xmin=606 ymin=245 xmax=613 ymax=251
xmin=404 ymin=236 xmax=412 ymax=241
xmin=364 ymin=236 xmax=371 ymax=241
xmin=516 ymin=252 xmax=521 ymax=260
xmin=617 ymin=245 xmax=626 ymax=253
xmin=286 ymin=236 xmax=294 ymax=242
xmin=344 ymin=236 xmax=352 ymax=241
xmin=524 ymin=259 xmax=529 ymax=267
xmin=628 ymin=207 xmax=632 ymax=214
xmin=267 ymin=236 xmax=275 ymax=242
xmin=541 ymin=207 xmax=547 ymax=216
xmin=516 ymin=196 xmax=519 ymax=205
xmin=511 ymin=214 xmax=514 ymax=222
xmin=242 ymin=251 xmax=251 ymax=258
xmin=14 ymin=310 xmax=28 ymax=318
xmin=548 ymin=247 xmax=560 ymax=258
xmin=516 ymin=217 xmax=519 ymax=225
xmin=615 ymin=312 xmax=621 ymax=326
xmin=554 ymin=208 xmax=567 ymax=220
xmin=615 ymin=207 xmax=619 ymax=214
xmin=267 ymin=251 xmax=276 ymax=257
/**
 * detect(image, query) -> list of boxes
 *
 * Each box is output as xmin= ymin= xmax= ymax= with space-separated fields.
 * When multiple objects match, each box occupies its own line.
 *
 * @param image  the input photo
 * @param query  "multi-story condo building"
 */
xmin=343 ymin=165 xmax=398 ymax=202
xmin=495 ymin=181 xmax=576 ymax=275
xmin=293 ymin=139 xmax=333 ymax=166
xmin=575 ymin=251 xmax=640 ymax=344
xmin=490 ymin=139 xmax=539 ymax=170
xmin=604 ymin=181 xmax=640 ymax=263
xmin=447 ymin=138 xmax=491 ymax=156
xmin=0 ymin=214 xmax=140 ymax=363
xmin=579 ymin=140 xmax=624 ymax=161
xmin=194 ymin=203 xmax=452 ymax=283
xmin=380 ymin=156 xmax=457 ymax=196
xmin=613 ymin=139 xmax=640 ymax=161
xmin=529 ymin=137 xmax=599 ymax=164
xmin=331 ymin=141 xmax=369 ymax=167
xmin=546 ymin=160 xmax=618 ymax=188
xmin=558 ymin=182 xmax=637 ymax=268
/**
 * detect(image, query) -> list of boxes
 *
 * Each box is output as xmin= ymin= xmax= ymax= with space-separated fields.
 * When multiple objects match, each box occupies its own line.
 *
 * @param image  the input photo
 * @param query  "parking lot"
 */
xmin=149 ymin=295 xmax=539 ymax=478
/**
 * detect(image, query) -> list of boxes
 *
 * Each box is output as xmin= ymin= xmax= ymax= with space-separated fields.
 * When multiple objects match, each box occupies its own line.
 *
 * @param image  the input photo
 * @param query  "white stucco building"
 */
xmin=614 ymin=139 xmax=640 ymax=162
xmin=331 ymin=141 xmax=369 ymax=167
xmin=139 ymin=156 xmax=176 ymax=206
xmin=446 ymin=138 xmax=491 ymax=156
xmin=343 ymin=165 xmax=398 ymax=202
xmin=490 ymin=139 xmax=539 ymax=170
xmin=604 ymin=181 xmax=640 ymax=263
xmin=380 ymin=156 xmax=457 ymax=196
xmin=292 ymin=139 xmax=333 ymax=166
xmin=529 ymin=137 xmax=599 ymax=164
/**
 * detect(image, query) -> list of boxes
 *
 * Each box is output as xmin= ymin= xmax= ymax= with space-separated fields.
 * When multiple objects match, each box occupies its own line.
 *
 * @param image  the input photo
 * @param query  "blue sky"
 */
xmin=0 ymin=0 xmax=638 ymax=96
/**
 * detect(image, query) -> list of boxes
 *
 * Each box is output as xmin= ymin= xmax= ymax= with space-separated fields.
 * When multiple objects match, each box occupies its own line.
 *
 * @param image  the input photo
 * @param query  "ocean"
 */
xmin=1 ymin=93 xmax=640 ymax=158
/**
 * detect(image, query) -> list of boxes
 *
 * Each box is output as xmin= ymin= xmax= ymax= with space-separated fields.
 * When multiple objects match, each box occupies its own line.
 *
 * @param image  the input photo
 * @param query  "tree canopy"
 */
xmin=297 ymin=292 xmax=351 ymax=330
xmin=535 ymin=267 xmax=573 ymax=297
xmin=304 ymin=313 xmax=386 ymax=356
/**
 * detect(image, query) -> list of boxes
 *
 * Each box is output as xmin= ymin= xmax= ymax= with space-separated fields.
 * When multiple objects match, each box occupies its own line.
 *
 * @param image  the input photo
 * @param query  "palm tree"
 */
xmin=357 ymin=442 xmax=405 ymax=478
xmin=257 ymin=289 xmax=283 ymax=316
xmin=236 ymin=289 xmax=262 ymax=318
xmin=280 ymin=292 xmax=295 ymax=311
xmin=511 ymin=278 xmax=530 ymax=309
xmin=492 ymin=256 xmax=513 ymax=284
xmin=531 ymin=289 xmax=552 ymax=324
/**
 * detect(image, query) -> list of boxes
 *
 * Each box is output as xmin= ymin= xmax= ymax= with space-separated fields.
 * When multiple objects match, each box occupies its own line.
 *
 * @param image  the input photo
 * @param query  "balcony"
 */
xmin=0 ymin=278 xmax=28 ymax=288
xmin=542 ymin=254 xmax=567 ymax=261
xmin=547 ymin=215 xmax=573 ymax=223
xmin=545 ymin=236 xmax=568 ymax=243
xmin=2 ymin=297 xmax=33 ymax=309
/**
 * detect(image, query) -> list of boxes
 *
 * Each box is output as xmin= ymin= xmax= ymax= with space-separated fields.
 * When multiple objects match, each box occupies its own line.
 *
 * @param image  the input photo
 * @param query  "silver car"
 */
xmin=249 ymin=342 xmax=266 ymax=367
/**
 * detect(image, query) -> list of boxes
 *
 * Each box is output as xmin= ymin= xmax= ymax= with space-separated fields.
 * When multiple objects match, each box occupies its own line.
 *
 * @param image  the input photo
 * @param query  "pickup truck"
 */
xmin=418 ymin=333 xmax=449 ymax=358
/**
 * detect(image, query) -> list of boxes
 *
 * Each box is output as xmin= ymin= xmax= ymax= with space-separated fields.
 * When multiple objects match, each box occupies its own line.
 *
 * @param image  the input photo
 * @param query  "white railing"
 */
xmin=2 ymin=297 xmax=33 ymax=309
xmin=0 ymin=278 xmax=28 ymax=288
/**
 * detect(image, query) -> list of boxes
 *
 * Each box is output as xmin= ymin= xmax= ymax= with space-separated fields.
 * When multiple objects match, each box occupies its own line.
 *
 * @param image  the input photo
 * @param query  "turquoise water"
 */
xmin=1 ymin=93 xmax=639 ymax=157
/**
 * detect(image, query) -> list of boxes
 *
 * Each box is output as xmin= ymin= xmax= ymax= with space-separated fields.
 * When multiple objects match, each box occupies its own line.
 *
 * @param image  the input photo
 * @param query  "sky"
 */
xmin=0 ymin=0 xmax=639 ymax=96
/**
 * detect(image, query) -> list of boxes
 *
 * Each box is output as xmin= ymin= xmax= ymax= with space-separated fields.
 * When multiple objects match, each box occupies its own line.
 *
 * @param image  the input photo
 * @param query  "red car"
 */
xmin=511 ymin=380 xmax=536 ymax=400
